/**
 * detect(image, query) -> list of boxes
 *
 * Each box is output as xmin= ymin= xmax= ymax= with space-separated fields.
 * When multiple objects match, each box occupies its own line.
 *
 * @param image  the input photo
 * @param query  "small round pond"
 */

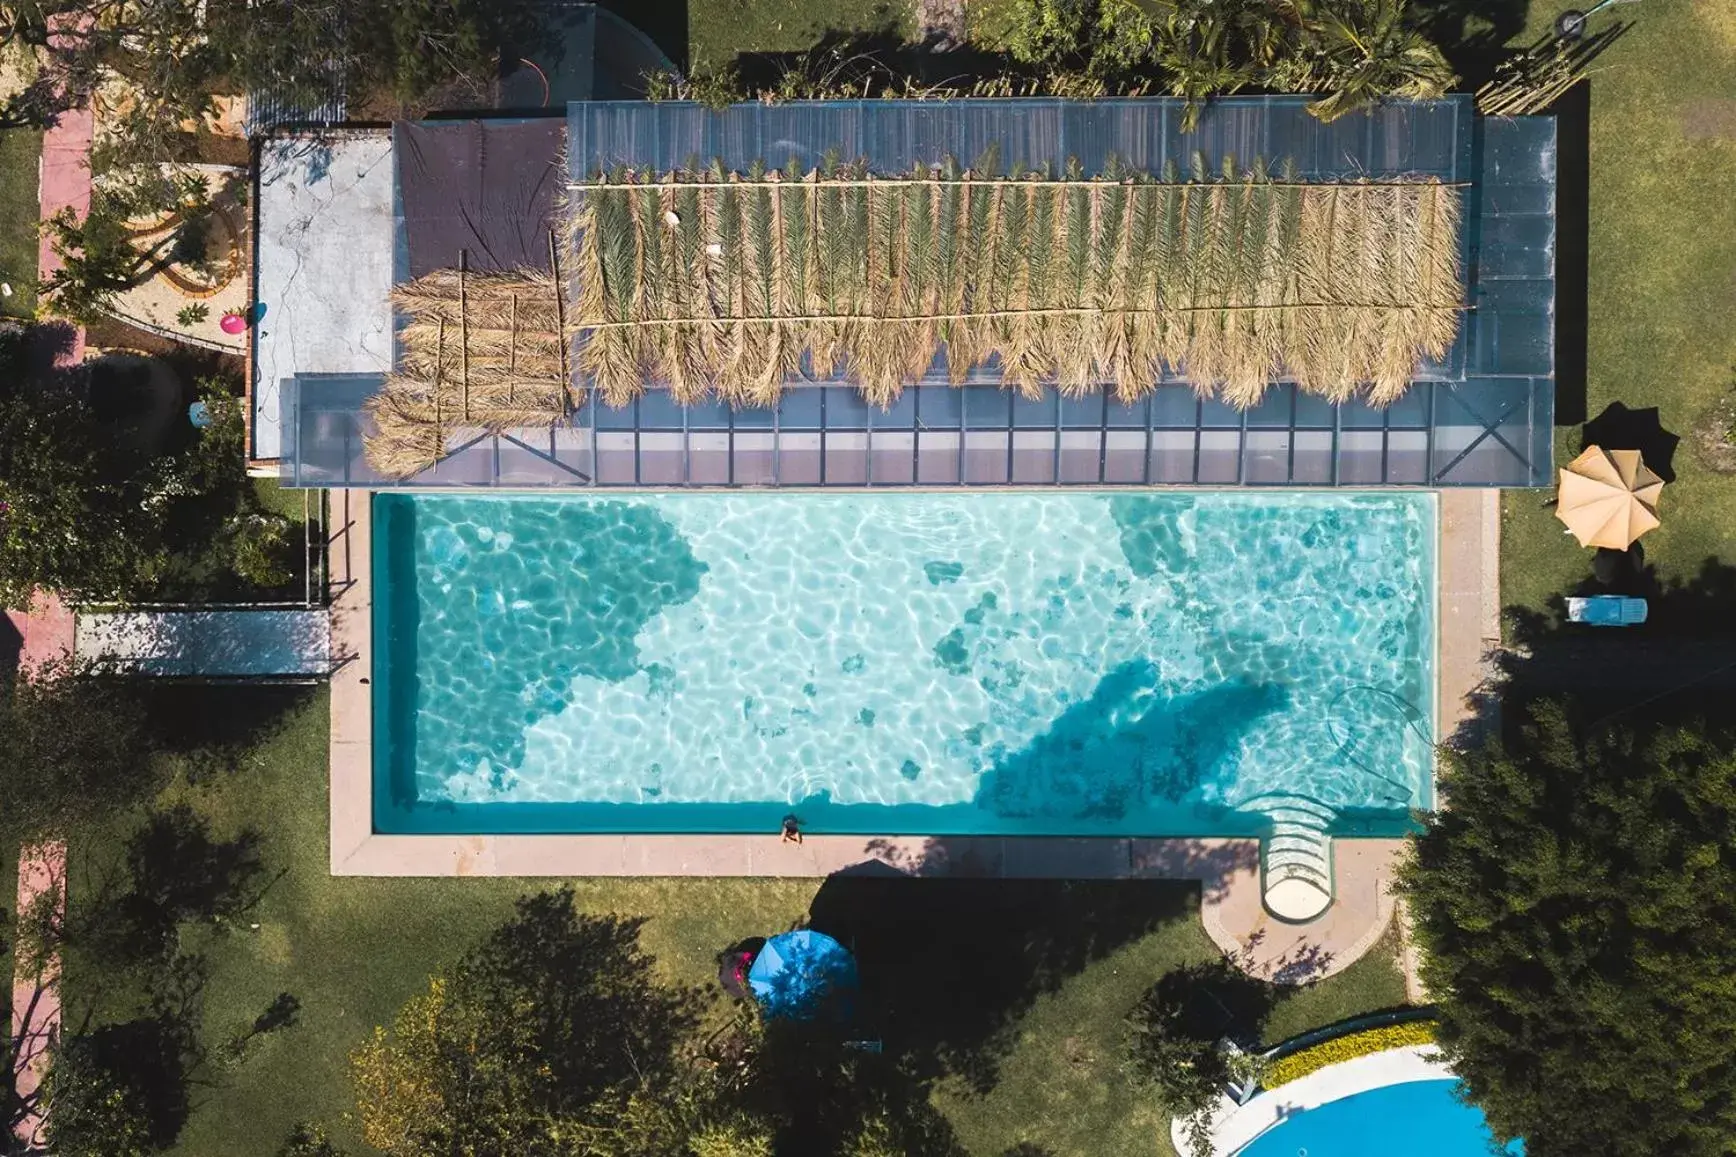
xmin=1239 ymin=1078 xmax=1522 ymax=1157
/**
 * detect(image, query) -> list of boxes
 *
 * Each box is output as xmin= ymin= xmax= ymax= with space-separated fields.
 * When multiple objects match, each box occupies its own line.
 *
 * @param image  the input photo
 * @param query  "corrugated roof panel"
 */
xmin=568 ymin=97 xmax=1475 ymax=180
xmin=282 ymin=98 xmax=1556 ymax=490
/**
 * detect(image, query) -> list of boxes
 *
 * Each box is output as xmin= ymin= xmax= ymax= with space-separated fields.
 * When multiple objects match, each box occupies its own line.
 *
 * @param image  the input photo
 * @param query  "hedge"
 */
xmin=1263 ymin=1021 xmax=1437 ymax=1088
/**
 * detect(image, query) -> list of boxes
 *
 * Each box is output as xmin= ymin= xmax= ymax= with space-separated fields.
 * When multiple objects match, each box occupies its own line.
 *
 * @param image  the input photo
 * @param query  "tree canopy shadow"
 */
xmin=1137 ymin=958 xmax=1277 ymax=1049
xmin=130 ymin=682 xmax=317 ymax=783
xmin=1481 ymin=559 xmax=1736 ymax=746
xmin=805 ymin=867 xmax=1194 ymax=1093
xmin=1412 ymin=0 xmax=1533 ymax=88
xmin=750 ymin=1018 xmax=969 ymax=1157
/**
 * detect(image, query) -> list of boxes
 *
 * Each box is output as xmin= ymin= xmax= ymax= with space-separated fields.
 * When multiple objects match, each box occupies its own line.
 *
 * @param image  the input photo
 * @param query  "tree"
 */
xmin=1398 ymin=701 xmax=1736 ymax=1157
xmin=1127 ymin=961 xmax=1272 ymax=1157
xmin=37 ymin=1039 xmax=157 ymax=1157
xmin=0 ymin=658 xmax=156 ymax=837
xmin=345 ymin=0 xmax=550 ymax=106
xmin=0 ymin=350 xmax=172 ymax=605
xmin=0 ymin=345 xmax=290 ymax=603
xmin=350 ymin=888 xmax=704 ymax=1156
xmin=277 ymin=1122 xmax=345 ymax=1157
xmin=1300 ymin=0 xmax=1456 ymax=122
xmin=40 ymin=1010 xmax=199 ymax=1157
xmin=0 ymin=0 xmax=555 ymax=137
xmin=993 ymin=0 xmax=1453 ymax=126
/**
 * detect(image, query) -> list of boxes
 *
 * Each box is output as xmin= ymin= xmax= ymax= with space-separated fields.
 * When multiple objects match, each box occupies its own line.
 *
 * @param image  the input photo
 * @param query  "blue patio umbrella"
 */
xmin=748 ymin=929 xmax=858 ymax=1021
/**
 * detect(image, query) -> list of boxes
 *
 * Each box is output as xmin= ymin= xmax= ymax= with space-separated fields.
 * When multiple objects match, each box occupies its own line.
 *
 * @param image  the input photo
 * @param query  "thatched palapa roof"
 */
xmin=364 ymin=154 xmax=1464 ymax=479
xmin=572 ymin=156 xmax=1463 ymax=410
xmin=365 ymin=265 xmax=573 ymax=480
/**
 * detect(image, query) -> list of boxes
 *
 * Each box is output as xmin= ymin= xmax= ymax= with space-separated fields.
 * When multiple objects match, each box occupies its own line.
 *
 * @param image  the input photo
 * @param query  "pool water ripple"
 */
xmin=375 ymin=492 xmax=1434 ymax=835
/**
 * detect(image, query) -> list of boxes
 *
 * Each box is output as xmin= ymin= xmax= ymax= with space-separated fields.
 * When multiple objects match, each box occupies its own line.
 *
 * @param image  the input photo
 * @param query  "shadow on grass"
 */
xmin=806 ymin=869 xmax=1195 ymax=1092
xmin=1582 ymin=402 xmax=1680 ymax=483
xmin=131 ymin=682 xmax=318 ymax=783
xmin=1477 ymin=559 xmax=1736 ymax=746
xmin=1413 ymin=0 xmax=1533 ymax=89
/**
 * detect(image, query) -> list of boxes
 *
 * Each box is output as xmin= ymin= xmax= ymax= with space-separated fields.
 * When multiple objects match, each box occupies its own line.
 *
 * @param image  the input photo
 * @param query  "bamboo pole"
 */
xmin=547 ymin=229 xmax=572 ymax=413
xmin=571 ymin=300 xmax=1470 ymax=328
xmin=568 ymin=176 xmax=1474 ymax=190
xmin=458 ymin=248 xmax=471 ymax=421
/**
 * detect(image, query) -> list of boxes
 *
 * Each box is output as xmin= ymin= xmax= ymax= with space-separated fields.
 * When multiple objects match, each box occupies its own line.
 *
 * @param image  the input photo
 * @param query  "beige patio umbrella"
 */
xmin=1556 ymin=446 xmax=1664 ymax=549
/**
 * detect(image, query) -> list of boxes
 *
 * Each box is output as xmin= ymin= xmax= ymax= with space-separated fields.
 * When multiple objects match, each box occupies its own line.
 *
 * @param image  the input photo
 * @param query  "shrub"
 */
xmin=175 ymin=303 xmax=209 ymax=327
xmin=224 ymin=513 xmax=294 ymax=589
xmin=1264 ymin=1021 xmax=1437 ymax=1088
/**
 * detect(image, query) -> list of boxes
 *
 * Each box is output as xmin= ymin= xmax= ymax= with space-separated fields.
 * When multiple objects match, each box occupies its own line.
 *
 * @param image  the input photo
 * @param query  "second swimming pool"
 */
xmin=373 ymin=492 xmax=1434 ymax=836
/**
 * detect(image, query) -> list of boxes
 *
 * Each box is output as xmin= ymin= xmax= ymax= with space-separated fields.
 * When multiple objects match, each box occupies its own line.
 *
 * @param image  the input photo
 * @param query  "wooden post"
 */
xmin=434 ymin=314 xmax=445 ymax=450
xmin=458 ymin=249 xmax=471 ymax=421
xmin=508 ymin=293 xmax=518 ymax=404
xmin=548 ymin=229 xmax=571 ymax=414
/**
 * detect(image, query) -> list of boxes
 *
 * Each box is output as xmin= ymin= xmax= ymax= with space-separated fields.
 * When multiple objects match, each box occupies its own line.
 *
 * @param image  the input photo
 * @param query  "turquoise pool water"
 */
xmin=373 ymin=492 xmax=1434 ymax=835
xmin=1239 ymin=1079 xmax=1522 ymax=1156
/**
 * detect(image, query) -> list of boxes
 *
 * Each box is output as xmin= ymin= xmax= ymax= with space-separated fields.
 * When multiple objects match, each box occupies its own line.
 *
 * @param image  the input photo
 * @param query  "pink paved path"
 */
xmin=11 ymin=841 xmax=64 ymax=1152
xmin=3 ymin=590 xmax=73 ymax=673
xmin=36 ymin=16 xmax=93 ymax=366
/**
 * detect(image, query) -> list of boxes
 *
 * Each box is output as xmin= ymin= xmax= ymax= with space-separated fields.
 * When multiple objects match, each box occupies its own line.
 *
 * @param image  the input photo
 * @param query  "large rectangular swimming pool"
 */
xmin=373 ymin=492 xmax=1434 ymax=836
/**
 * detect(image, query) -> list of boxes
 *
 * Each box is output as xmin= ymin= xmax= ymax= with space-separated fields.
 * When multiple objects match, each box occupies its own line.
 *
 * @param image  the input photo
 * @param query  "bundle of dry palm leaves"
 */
xmin=363 ymin=154 xmax=1464 ymax=478
xmin=364 ymin=267 xmax=574 ymax=479
xmin=570 ymin=155 xmax=1463 ymax=410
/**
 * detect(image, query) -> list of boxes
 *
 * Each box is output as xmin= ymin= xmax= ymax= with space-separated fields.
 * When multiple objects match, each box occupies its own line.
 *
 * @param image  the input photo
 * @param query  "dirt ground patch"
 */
xmin=1684 ymin=97 xmax=1736 ymax=140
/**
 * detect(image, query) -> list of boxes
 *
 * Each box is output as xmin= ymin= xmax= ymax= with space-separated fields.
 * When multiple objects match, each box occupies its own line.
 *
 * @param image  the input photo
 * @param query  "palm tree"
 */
xmin=1300 ymin=0 xmax=1456 ymax=122
xmin=1151 ymin=3 xmax=1259 ymax=130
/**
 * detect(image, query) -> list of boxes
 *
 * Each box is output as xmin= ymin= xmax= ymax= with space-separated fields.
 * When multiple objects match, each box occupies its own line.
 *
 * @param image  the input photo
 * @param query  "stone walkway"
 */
xmin=4 ymin=590 xmax=73 ymax=1148
xmin=3 ymin=590 xmax=73 ymax=673
xmin=36 ymin=15 xmax=93 ymax=366
xmin=10 ymin=842 xmax=64 ymax=1152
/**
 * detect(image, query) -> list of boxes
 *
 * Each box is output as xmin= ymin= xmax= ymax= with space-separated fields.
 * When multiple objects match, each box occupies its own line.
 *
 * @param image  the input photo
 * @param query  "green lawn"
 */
xmin=935 ymin=924 xmax=1404 ymax=1157
xmin=1500 ymin=0 xmax=1736 ymax=626
xmin=55 ymin=687 xmax=1407 ymax=1157
xmin=689 ymin=0 xmax=914 ymax=70
xmin=0 ymin=129 xmax=41 ymax=318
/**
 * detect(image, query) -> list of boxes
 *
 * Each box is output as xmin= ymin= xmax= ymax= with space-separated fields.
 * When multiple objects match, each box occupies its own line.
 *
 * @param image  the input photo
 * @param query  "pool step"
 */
xmin=1244 ymin=794 xmax=1336 ymax=922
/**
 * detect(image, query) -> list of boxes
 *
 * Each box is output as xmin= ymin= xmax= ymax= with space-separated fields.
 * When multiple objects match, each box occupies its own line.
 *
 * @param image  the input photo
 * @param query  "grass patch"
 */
xmin=0 ymin=129 xmax=41 ymax=318
xmin=935 ymin=917 xmax=1407 ymax=1157
xmin=688 ymin=0 xmax=913 ymax=70
xmin=58 ymin=688 xmax=1411 ymax=1156
xmin=1501 ymin=2 xmax=1736 ymax=626
xmin=1259 ymin=924 xmax=1408 ymax=1048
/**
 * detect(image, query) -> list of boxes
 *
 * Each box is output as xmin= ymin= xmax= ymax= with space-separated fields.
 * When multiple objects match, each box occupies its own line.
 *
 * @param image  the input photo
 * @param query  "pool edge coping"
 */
xmin=1179 ymin=1043 xmax=1457 ymax=1156
xmin=329 ymin=488 xmax=1498 ymax=981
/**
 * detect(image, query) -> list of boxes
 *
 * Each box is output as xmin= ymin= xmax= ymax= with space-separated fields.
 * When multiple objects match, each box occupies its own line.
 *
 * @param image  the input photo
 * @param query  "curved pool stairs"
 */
xmin=1244 ymin=793 xmax=1336 ymax=922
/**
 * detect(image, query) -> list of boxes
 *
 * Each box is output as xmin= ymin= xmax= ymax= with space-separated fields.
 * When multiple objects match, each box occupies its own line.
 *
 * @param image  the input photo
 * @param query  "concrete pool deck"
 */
xmin=1177 ymin=1042 xmax=1454 ymax=1155
xmin=329 ymin=488 xmax=1498 ymax=981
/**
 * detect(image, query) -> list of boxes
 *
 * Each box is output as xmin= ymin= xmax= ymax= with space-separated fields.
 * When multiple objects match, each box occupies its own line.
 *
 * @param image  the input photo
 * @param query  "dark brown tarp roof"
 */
xmin=394 ymin=119 xmax=565 ymax=277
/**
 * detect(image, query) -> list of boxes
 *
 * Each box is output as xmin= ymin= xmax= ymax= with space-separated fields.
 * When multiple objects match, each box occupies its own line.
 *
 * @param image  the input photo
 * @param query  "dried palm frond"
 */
xmin=366 ymin=157 xmax=1465 ymax=478
xmin=363 ymin=261 xmax=574 ymax=479
xmin=566 ymin=158 xmax=1463 ymax=411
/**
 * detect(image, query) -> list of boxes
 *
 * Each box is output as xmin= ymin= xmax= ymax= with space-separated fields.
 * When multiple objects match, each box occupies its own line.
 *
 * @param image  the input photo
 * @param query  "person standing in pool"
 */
xmin=781 ymin=815 xmax=803 ymax=844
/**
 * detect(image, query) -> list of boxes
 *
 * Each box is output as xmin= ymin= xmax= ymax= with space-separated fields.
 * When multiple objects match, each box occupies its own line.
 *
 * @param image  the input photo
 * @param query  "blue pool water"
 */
xmin=1240 ymin=1079 xmax=1522 ymax=1156
xmin=373 ymin=492 xmax=1434 ymax=835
